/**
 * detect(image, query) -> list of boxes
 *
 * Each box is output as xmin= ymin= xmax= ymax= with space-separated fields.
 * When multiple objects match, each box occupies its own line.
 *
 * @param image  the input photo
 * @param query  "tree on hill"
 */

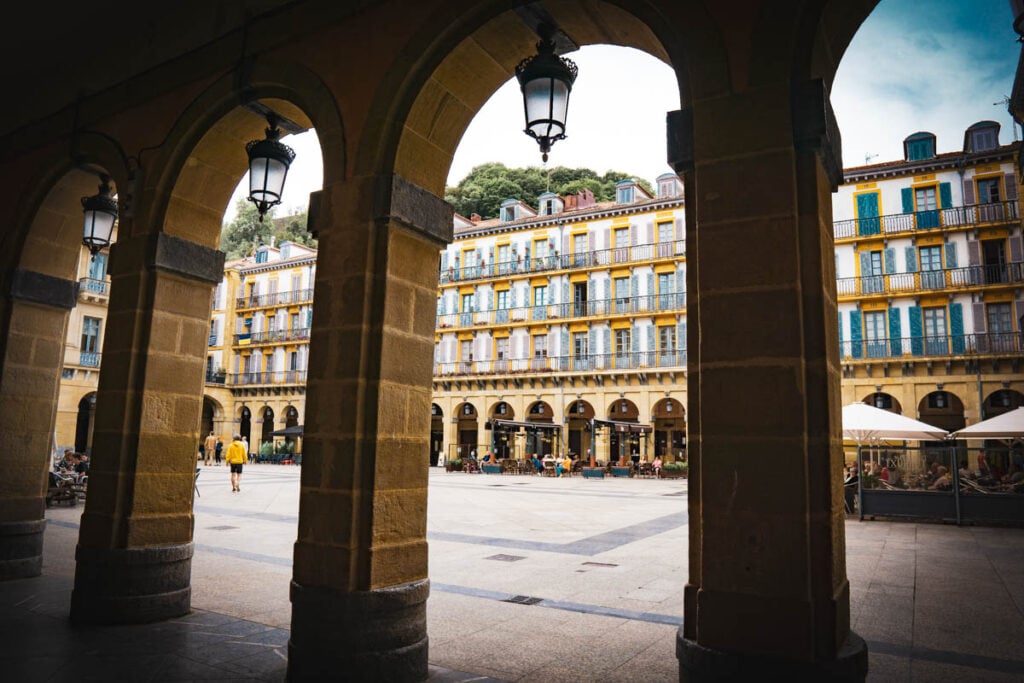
xmin=220 ymin=198 xmax=317 ymax=260
xmin=445 ymin=163 xmax=653 ymax=220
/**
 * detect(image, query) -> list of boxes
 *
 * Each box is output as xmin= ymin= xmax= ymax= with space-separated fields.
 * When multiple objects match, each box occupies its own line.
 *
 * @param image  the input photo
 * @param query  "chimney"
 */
xmin=564 ymin=194 xmax=577 ymax=210
xmin=471 ymin=213 xmax=482 ymax=223
xmin=577 ymin=189 xmax=595 ymax=209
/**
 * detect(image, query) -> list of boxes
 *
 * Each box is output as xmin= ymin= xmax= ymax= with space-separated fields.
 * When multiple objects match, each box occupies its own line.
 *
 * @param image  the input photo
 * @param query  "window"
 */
xmin=919 ymin=245 xmax=944 ymax=289
xmin=572 ymin=332 xmax=587 ymax=358
xmin=460 ymin=339 xmax=473 ymax=361
xmin=855 ymin=192 xmax=880 ymax=236
xmin=977 ymin=177 xmax=1000 ymax=204
xmin=906 ymin=135 xmax=935 ymax=160
xmin=461 ymin=293 xmax=475 ymax=312
xmin=614 ymin=228 xmax=630 ymax=249
xmin=614 ymin=277 xmax=629 ymax=312
xmin=863 ymin=311 xmax=886 ymax=358
xmin=572 ymin=233 xmax=588 ymax=266
xmin=914 ymin=185 xmax=939 ymax=229
xmin=532 ymin=285 xmax=547 ymax=307
xmin=533 ymin=334 xmax=547 ymax=358
xmin=657 ymin=272 xmax=675 ymax=309
xmin=496 ymin=289 xmax=508 ymax=310
xmin=927 ymin=392 xmax=950 ymax=410
xmin=62 ymin=368 xmax=75 ymax=380
xmin=255 ymin=249 xmax=268 ymax=264
xmin=659 ymin=325 xmax=676 ymax=354
xmin=496 ymin=337 xmax=509 ymax=360
xmin=923 ymin=307 xmax=947 ymax=355
xmin=87 ymin=253 xmax=108 ymax=281
xmin=289 ymin=351 xmax=298 ymax=370
xmin=291 ymin=313 xmax=300 ymax=330
xmin=988 ymin=302 xmax=1013 ymax=352
xmin=969 ymin=127 xmax=998 ymax=152
xmin=615 ymin=328 xmax=631 ymax=356
xmin=616 ymin=185 xmax=634 ymax=204
xmin=497 ymin=244 xmax=510 ymax=269
xmin=862 ymin=250 xmax=883 ymax=294
xmin=81 ymin=316 xmax=101 ymax=353
xmin=658 ymin=179 xmax=676 ymax=198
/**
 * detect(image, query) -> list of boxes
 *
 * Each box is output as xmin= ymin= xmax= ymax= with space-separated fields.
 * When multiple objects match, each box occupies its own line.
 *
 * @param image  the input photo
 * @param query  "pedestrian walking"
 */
xmin=203 ymin=431 xmax=217 ymax=466
xmin=214 ymin=438 xmax=223 ymax=465
xmin=225 ymin=434 xmax=247 ymax=493
xmin=242 ymin=436 xmax=251 ymax=464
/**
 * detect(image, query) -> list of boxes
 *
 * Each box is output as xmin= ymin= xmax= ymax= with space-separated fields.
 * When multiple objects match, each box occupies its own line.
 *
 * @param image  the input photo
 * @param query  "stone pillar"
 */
xmin=71 ymin=233 xmax=224 ymax=624
xmin=673 ymin=83 xmax=867 ymax=680
xmin=288 ymin=175 xmax=451 ymax=681
xmin=0 ymin=270 xmax=76 ymax=580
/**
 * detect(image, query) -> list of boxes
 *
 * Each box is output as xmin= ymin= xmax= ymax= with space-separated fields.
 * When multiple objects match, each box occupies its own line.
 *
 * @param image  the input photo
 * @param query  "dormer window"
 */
xmin=255 ymin=247 xmax=269 ymax=264
xmin=656 ymin=173 xmax=681 ymax=198
xmin=965 ymin=121 xmax=1000 ymax=153
xmin=538 ymin=192 xmax=563 ymax=215
xmin=616 ymin=181 xmax=635 ymax=204
xmin=500 ymin=199 xmax=517 ymax=222
xmin=904 ymin=132 xmax=936 ymax=161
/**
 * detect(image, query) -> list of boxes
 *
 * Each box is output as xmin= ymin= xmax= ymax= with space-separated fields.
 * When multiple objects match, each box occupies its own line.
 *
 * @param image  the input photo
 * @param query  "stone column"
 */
xmin=71 ymin=233 xmax=224 ymax=624
xmin=0 ymin=270 xmax=76 ymax=579
xmin=673 ymin=83 xmax=867 ymax=680
xmin=288 ymin=175 xmax=451 ymax=681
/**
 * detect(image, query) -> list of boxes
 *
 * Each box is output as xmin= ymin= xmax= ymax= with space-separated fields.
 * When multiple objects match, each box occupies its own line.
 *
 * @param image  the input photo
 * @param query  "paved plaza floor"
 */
xmin=3 ymin=465 xmax=1023 ymax=681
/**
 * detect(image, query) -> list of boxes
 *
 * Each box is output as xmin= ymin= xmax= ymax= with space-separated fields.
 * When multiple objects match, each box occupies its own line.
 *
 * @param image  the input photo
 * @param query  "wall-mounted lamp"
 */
xmin=246 ymin=114 xmax=296 ymax=221
xmin=81 ymin=176 xmax=118 ymax=260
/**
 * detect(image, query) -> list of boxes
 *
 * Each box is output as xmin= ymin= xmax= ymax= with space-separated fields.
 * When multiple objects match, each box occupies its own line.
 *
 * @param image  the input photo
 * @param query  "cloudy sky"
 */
xmin=225 ymin=0 xmax=1019 ymax=222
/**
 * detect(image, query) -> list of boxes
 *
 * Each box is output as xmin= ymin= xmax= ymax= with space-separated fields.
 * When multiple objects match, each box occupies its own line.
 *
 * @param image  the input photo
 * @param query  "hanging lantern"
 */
xmin=81 ymin=177 xmax=118 ymax=260
xmin=514 ymin=29 xmax=578 ymax=162
xmin=246 ymin=114 xmax=296 ymax=221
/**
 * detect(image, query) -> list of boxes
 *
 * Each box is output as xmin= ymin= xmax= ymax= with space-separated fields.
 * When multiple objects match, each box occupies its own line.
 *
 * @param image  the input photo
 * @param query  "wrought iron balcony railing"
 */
xmin=79 ymin=351 xmax=101 ymax=367
xmin=78 ymin=278 xmax=109 ymax=297
xmin=842 ymin=332 xmax=1022 ymax=361
xmin=833 ymin=200 xmax=1019 ymax=240
xmin=434 ymin=350 xmax=687 ymax=377
xmin=439 ymin=239 xmax=685 ymax=285
xmin=436 ymin=292 xmax=686 ymax=330
xmin=228 ymin=370 xmax=308 ymax=386
xmin=837 ymin=262 xmax=1024 ymax=297
xmin=205 ymin=370 xmax=226 ymax=384
xmin=233 ymin=327 xmax=311 ymax=346
xmin=208 ymin=334 xmax=218 ymax=346
xmin=235 ymin=288 xmax=314 ymax=310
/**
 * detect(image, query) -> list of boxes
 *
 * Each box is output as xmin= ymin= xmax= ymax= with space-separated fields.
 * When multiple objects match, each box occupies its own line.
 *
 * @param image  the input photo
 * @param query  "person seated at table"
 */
xmin=530 ymin=453 xmax=544 ymax=474
xmin=652 ymin=456 xmax=663 ymax=477
xmin=879 ymin=467 xmax=890 ymax=482
xmin=57 ymin=449 xmax=75 ymax=471
xmin=556 ymin=454 xmax=572 ymax=477
xmin=929 ymin=466 xmax=952 ymax=490
xmin=481 ymin=451 xmax=494 ymax=465
xmin=74 ymin=453 xmax=90 ymax=476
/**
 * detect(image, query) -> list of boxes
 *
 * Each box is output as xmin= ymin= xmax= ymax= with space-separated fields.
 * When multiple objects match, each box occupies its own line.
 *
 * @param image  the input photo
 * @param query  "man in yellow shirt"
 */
xmin=225 ymin=434 xmax=247 ymax=493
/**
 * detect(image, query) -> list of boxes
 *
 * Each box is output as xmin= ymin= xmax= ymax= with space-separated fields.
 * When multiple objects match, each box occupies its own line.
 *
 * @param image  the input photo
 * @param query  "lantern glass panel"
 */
xmin=83 ymin=209 xmax=116 ymax=247
xmin=249 ymin=157 xmax=289 ymax=205
xmin=523 ymin=78 xmax=568 ymax=138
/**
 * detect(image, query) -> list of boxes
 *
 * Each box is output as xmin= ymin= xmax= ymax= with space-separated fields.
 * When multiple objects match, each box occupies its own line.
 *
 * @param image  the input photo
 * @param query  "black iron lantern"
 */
xmin=514 ymin=29 xmax=578 ymax=162
xmin=81 ymin=177 xmax=118 ymax=260
xmin=246 ymin=114 xmax=296 ymax=221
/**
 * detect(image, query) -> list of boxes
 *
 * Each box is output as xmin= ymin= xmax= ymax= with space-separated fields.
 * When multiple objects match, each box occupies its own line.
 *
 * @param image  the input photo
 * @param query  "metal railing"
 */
xmin=79 ymin=351 xmax=101 ymax=367
xmin=228 ymin=370 xmax=308 ymax=386
xmin=435 ymin=350 xmax=687 ymax=377
xmin=205 ymin=370 xmax=226 ymax=384
xmin=842 ymin=332 xmax=1022 ymax=361
xmin=437 ymin=292 xmax=686 ymax=330
xmin=233 ymin=327 xmax=311 ymax=345
xmin=208 ymin=334 xmax=218 ymax=346
xmin=834 ymin=200 xmax=1019 ymax=240
xmin=235 ymin=288 xmax=314 ymax=309
xmin=837 ymin=262 xmax=1024 ymax=297
xmin=78 ymin=278 xmax=109 ymax=296
xmin=439 ymin=240 xmax=685 ymax=284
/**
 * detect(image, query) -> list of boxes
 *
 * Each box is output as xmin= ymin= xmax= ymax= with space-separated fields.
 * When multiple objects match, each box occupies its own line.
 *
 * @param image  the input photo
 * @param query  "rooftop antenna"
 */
xmin=864 ymin=153 xmax=879 ymax=164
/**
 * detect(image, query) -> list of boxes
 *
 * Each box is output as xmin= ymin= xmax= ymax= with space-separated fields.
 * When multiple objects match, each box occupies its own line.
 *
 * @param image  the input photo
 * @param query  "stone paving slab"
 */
xmin=9 ymin=465 xmax=1022 ymax=681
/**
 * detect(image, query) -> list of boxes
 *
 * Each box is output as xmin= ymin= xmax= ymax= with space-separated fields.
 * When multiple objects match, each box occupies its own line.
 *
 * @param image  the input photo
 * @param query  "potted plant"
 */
xmin=445 ymin=458 xmax=464 ymax=472
xmin=660 ymin=461 xmax=688 ymax=479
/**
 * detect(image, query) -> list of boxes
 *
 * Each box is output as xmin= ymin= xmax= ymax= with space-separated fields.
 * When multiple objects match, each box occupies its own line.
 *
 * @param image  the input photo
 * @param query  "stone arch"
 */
xmin=74 ymin=392 xmax=98 ymax=455
xmin=260 ymin=405 xmax=276 ymax=447
xmin=565 ymin=398 xmax=595 ymax=458
xmin=918 ymin=390 xmax=965 ymax=432
xmin=984 ymin=389 xmax=1024 ymax=416
xmin=652 ymin=396 xmax=686 ymax=460
xmin=239 ymin=405 xmax=253 ymax=445
xmin=862 ymin=391 xmax=902 ymax=414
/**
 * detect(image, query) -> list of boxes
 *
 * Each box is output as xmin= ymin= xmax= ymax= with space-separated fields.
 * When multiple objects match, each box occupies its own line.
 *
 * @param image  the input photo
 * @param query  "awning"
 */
xmin=593 ymin=418 xmax=652 ymax=434
xmin=488 ymin=419 xmax=561 ymax=431
xmin=269 ymin=424 xmax=304 ymax=437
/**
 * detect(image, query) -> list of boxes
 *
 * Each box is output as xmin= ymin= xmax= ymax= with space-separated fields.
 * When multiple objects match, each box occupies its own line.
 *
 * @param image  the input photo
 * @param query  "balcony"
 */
xmin=837 ymin=262 xmax=1024 ymax=298
xmin=235 ymin=288 xmax=314 ymax=310
xmin=79 ymin=351 xmax=101 ymax=367
xmin=77 ymin=278 xmax=109 ymax=301
xmin=439 ymin=239 xmax=685 ymax=285
xmin=434 ymin=350 xmax=688 ymax=377
xmin=842 ymin=332 xmax=1022 ymax=362
xmin=436 ymin=293 xmax=687 ymax=330
xmin=233 ymin=327 xmax=311 ymax=346
xmin=228 ymin=370 xmax=308 ymax=386
xmin=833 ymin=200 xmax=1019 ymax=240
xmin=205 ymin=369 xmax=226 ymax=384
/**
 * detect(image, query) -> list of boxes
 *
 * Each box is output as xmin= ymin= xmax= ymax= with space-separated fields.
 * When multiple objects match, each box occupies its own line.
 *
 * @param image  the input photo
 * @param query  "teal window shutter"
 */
xmin=679 ymin=320 xmax=687 ymax=352
xmin=945 ymin=242 xmax=957 ymax=268
xmin=888 ymin=307 xmax=902 ymax=356
xmin=905 ymin=247 xmax=917 ymax=272
xmin=603 ymin=327 xmax=611 ymax=356
xmin=440 ymin=251 xmax=449 ymax=271
xmin=646 ymin=325 xmax=655 ymax=352
xmin=588 ymin=328 xmax=596 ymax=359
xmin=838 ymin=315 xmax=844 ymax=357
xmin=560 ymin=329 xmax=569 ymax=357
xmin=884 ymin=248 xmax=896 ymax=274
xmin=849 ymin=311 xmax=863 ymax=359
xmin=901 ymin=187 xmax=914 ymax=214
xmin=856 ymin=193 xmax=880 ymax=235
xmin=909 ymin=306 xmax=923 ymax=355
xmin=950 ymin=303 xmax=964 ymax=354
xmin=939 ymin=182 xmax=952 ymax=209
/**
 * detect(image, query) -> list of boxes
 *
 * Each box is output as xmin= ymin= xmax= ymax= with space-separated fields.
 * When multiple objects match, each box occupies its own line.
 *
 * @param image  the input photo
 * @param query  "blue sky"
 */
xmin=226 ymin=0 xmax=1020 ymax=220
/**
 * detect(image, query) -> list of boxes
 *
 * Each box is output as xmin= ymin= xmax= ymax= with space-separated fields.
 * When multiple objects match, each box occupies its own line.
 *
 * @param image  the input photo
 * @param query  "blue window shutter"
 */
xmin=483 ymin=289 xmax=493 ymax=311
xmin=905 ymin=247 xmax=917 ymax=272
xmin=849 ymin=311 xmax=863 ymax=359
xmin=884 ymin=248 xmax=896 ymax=274
xmin=560 ymin=329 xmax=569 ymax=357
xmin=939 ymin=182 xmax=952 ymax=209
xmin=838 ymin=315 xmax=844 ymax=357
xmin=603 ymin=327 xmax=611 ymax=356
xmin=632 ymin=324 xmax=639 ymax=353
xmin=646 ymin=273 xmax=654 ymax=298
xmin=588 ymin=328 xmax=596 ymax=357
xmin=646 ymin=325 xmax=655 ymax=352
xmin=950 ymin=303 xmax=964 ymax=353
xmin=676 ymin=264 xmax=685 ymax=291
xmin=679 ymin=321 xmax=687 ymax=351
xmin=440 ymin=251 xmax=449 ymax=271
xmin=859 ymin=251 xmax=871 ymax=278
xmin=945 ymin=242 xmax=957 ymax=268
xmin=909 ymin=306 xmax=923 ymax=355
xmin=888 ymin=307 xmax=902 ymax=356
xmin=901 ymin=187 xmax=914 ymax=214
xmin=630 ymin=274 xmax=637 ymax=299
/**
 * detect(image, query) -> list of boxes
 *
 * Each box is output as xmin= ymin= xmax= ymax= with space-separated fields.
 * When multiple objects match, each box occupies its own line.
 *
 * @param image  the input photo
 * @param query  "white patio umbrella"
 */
xmin=842 ymin=402 xmax=949 ymax=444
xmin=950 ymin=407 xmax=1024 ymax=440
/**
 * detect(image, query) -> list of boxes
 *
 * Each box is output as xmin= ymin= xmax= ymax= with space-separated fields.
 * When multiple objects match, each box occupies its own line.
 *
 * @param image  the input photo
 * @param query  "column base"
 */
xmin=0 ymin=519 xmax=46 ymax=580
xmin=677 ymin=628 xmax=868 ymax=682
xmin=288 ymin=578 xmax=429 ymax=682
xmin=70 ymin=542 xmax=193 ymax=624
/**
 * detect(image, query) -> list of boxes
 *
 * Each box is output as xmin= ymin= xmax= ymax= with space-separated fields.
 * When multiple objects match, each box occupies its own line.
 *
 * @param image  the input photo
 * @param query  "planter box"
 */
xmin=582 ymin=467 xmax=605 ymax=479
xmin=445 ymin=463 xmax=463 ymax=472
xmin=610 ymin=466 xmax=633 ymax=478
xmin=659 ymin=468 xmax=687 ymax=479
xmin=482 ymin=464 xmax=503 ymax=475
